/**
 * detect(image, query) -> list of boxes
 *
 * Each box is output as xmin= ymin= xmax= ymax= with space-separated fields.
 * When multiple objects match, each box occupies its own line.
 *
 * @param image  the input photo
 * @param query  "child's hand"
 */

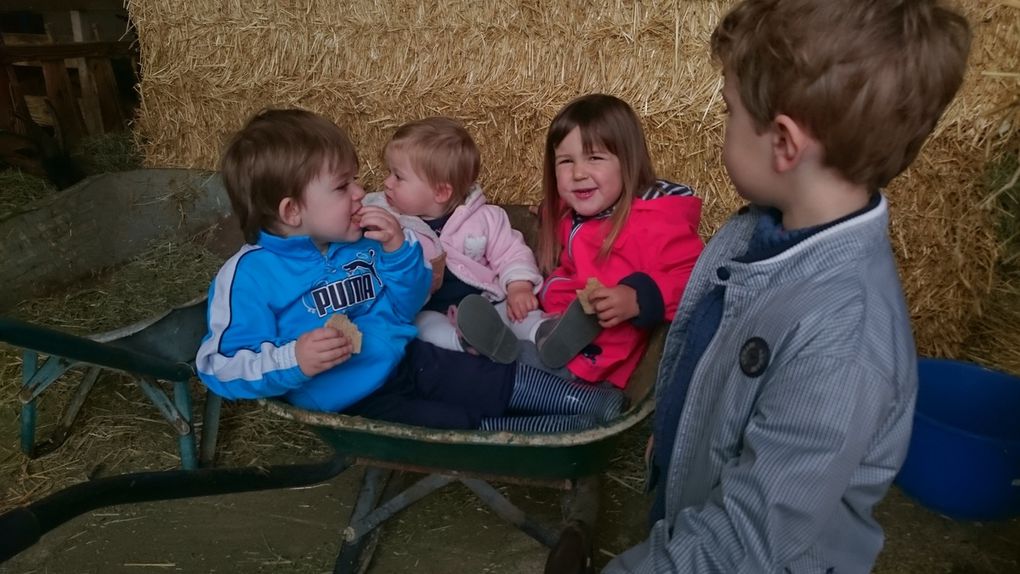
xmin=588 ymin=284 xmax=639 ymax=328
xmin=295 ymin=327 xmax=354 ymax=377
xmin=356 ymin=206 xmax=404 ymax=252
xmin=506 ymin=280 xmax=538 ymax=322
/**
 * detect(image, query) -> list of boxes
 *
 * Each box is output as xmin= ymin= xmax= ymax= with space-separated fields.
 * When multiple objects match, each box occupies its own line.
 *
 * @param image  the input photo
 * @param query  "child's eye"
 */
xmin=555 ymin=158 xmax=572 ymax=166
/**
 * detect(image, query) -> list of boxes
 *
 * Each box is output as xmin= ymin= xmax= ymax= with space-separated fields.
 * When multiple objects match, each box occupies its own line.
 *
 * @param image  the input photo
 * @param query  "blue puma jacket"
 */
xmin=196 ymin=229 xmax=431 ymax=411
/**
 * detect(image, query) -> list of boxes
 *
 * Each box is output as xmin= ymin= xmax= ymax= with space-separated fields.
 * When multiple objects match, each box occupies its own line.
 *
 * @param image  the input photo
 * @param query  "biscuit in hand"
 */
xmin=325 ymin=313 xmax=363 ymax=353
xmin=429 ymin=252 xmax=447 ymax=294
xmin=575 ymin=277 xmax=604 ymax=315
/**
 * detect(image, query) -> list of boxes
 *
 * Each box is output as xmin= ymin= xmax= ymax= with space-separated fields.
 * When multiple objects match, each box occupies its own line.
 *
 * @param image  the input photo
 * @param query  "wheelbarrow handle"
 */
xmin=0 ymin=316 xmax=193 ymax=381
xmin=0 ymin=508 xmax=40 ymax=564
xmin=0 ymin=451 xmax=352 ymax=564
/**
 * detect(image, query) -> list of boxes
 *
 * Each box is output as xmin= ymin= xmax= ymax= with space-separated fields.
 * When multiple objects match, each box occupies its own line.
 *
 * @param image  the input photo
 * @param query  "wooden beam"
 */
xmin=71 ymin=10 xmax=104 ymax=135
xmin=0 ymin=41 xmax=133 ymax=64
xmin=0 ymin=1 xmax=125 ymax=13
xmin=86 ymin=56 xmax=124 ymax=131
xmin=41 ymin=60 xmax=84 ymax=147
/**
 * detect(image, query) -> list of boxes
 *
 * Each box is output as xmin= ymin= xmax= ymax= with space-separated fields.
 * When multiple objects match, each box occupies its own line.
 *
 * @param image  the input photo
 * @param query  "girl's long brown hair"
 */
xmin=537 ymin=94 xmax=657 ymax=274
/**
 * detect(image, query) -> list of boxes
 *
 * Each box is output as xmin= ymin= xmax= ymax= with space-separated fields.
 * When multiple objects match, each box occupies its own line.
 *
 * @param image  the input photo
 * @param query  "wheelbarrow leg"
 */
xmin=172 ymin=379 xmax=197 ymax=470
xmin=134 ymin=375 xmax=196 ymax=469
xmin=199 ymin=391 xmax=222 ymax=467
xmin=334 ymin=466 xmax=392 ymax=574
xmin=19 ymin=351 xmax=77 ymax=403
xmin=544 ymin=476 xmax=601 ymax=574
xmin=461 ymin=478 xmax=561 ymax=548
xmin=342 ymin=473 xmax=456 ymax=544
xmin=19 ymin=351 xmax=37 ymax=456
xmin=31 ymin=367 xmax=101 ymax=457
xmin=19 ymin=350 xmax=77 ymax=457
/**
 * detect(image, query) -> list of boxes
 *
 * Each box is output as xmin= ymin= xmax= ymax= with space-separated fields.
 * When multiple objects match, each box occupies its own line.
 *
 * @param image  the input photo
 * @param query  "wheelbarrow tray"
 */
xmin=265 ymin=340 xmax=658 ymax=482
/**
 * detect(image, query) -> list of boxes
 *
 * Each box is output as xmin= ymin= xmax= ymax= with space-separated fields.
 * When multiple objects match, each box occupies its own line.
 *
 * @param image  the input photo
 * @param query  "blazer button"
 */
xmin=716 ymin=266 xmax=730 ymax=281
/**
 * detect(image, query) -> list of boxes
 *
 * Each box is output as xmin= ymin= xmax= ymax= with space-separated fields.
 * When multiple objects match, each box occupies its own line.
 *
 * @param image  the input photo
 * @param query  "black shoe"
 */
xmin=456 ymin=294 xmax=520 ymax=364
xmin=536 ymin=299 xmax=602 ymax=369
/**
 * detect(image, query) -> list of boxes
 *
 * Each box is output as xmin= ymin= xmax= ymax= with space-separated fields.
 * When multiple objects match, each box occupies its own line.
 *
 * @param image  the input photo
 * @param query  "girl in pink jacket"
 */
xmin=463 ymin=94 xmax=704 ymax=389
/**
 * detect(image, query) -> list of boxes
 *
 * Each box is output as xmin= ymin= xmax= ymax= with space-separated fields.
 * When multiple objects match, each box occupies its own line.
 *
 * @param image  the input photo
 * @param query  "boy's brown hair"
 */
xmin=712 ymin=0 xmax=971 ymax=190
xmin=537 ymin=94 xmax=657 ymax=274
xmin=385 ymin=117 xmax=481 ymax=206
xmin=220 ymin=108 xmax=359 ymax=244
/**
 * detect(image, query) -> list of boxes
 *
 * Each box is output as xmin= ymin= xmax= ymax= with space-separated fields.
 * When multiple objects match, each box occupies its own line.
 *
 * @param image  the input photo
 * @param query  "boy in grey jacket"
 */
xmin=601 ymin=1 xmax=972 ymax=572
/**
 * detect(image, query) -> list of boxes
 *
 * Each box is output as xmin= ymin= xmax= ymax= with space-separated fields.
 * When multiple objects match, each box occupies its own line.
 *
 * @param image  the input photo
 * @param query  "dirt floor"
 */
xmin=1 ymin=377 xmax=1018 ymax=574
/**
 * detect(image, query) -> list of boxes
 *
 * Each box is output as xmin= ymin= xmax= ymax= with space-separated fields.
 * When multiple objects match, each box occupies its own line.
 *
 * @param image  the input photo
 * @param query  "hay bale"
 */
xmin=127 ymin=0 xmax=1019 ymax=357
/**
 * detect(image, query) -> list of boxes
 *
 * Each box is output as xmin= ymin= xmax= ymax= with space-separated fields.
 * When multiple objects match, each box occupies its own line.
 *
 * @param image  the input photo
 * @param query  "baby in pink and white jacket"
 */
xmin=364 ymin=117 xmax=545 ymax=355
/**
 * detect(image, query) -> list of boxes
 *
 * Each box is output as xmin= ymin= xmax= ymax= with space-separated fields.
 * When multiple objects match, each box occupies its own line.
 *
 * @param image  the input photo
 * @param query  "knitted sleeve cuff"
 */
xmin=619 ymin=272 xmax=664 ymax=329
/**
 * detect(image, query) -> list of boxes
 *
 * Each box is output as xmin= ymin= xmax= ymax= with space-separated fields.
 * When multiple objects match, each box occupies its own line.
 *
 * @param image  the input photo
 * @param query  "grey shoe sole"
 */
xmin=537 ymin=299 xmax=602 ymax=369
xmin=456 ymin=294 xmax=520 ymax=364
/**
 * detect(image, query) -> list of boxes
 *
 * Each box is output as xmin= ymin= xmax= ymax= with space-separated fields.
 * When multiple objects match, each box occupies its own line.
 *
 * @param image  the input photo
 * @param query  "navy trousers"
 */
xmin=345 ymin=339 xmax=515 ymax=429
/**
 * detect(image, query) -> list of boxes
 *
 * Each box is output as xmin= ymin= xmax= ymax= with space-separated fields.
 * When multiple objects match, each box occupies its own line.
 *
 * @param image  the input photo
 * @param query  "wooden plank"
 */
xmin=0 ymin=62 xmax=14 ymax=131
xmin=86 ymin=56 xmax=123 ymax=131
xmin=2 ymin=33 xmax=53 ymax=46
xmin=0 ymin=1 xmax=125 ymax=12
xmin=1 ymin=41 xmax=133 ymax=65
xmin=41 ymin=60 xmax=84 ymax=147
xmin=71 ymin=10 xmax=104 ymax=135
xmin=0 ymin=35 xmax=34 ymax=132
xmin=25 ymin=95 xmax=55 ymax=127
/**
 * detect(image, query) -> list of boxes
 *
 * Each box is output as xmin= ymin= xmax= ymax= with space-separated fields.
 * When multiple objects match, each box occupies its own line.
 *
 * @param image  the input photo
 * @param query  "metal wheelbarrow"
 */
xmin=0 ymin=169 xmax=660 ymax=572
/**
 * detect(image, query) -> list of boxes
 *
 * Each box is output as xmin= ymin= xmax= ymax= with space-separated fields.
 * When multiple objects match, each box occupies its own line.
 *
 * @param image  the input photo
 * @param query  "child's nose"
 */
xmin=572 ymin=162 xmax=587 ymax=180
xmin=352 ymin=182 xmax=366 ymax=200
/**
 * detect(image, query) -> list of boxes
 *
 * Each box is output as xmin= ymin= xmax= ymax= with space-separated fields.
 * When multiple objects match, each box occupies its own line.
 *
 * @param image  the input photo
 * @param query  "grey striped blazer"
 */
xmin=606 ymin=196 xmax=917 ymax=573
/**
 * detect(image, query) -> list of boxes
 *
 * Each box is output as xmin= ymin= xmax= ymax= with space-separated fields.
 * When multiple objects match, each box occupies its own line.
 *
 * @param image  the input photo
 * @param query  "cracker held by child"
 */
xmin=575 ymin=277 xmax=604 ymax=315
xmin=326 ymin=313 xmax=362 ymax=353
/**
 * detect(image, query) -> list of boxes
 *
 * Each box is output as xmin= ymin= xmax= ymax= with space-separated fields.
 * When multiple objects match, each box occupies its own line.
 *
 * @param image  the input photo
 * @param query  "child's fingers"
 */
xmin=599 ymin=316 xmax=623 ymax=329
xmin=510 ymin=302 xmax=528 ymax=322
xmin=587 ymin=287 xmax=607 ymax=301
xmin=318 ymin=342 xmax=354 ymax=368
xmin=596 ymin=304 xmax=625 ymax=328
xmin=360 ymin=207 xmax=400 ymax=231
xmin=308 ymin=327 xmax=342 ymax=341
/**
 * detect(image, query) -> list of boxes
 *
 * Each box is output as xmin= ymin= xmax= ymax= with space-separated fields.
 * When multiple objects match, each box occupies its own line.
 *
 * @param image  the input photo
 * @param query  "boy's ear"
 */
xmin=433 ymin=182 xmax=454 ymax=204
xmin=771 ymin=114 xmax=812 ymax=173
xmin=278 ymin=197 xmax=301 ymax=227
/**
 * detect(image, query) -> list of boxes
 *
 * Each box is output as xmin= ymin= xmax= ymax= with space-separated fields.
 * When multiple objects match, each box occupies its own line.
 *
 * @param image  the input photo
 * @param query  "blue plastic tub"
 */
xmin=895 ymin=358 xmax=1020 ymax=521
